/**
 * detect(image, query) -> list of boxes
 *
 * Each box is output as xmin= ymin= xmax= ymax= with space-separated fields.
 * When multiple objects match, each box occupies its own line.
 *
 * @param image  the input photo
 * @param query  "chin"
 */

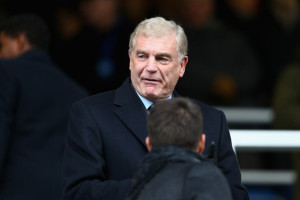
xmin=144 ymin=92 xmax=158 ymax=100
xmin=143 ymin=87 xmax=158 ymax=95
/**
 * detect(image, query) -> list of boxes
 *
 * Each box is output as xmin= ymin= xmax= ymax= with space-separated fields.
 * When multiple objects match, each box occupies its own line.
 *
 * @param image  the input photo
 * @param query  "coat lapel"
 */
xmin=114 ymin=78 xmax=148 ymax=147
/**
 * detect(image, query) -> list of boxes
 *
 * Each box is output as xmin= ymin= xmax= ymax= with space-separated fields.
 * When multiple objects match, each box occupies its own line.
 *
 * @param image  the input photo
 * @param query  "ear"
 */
xmin=16 ymin=33 xmax=32 ymax=54
xmin=197 ymin=133 xmax=206 ymax=153
xmin=128 ymin=49 xmax=133 ymax=70
xmin=179 ymin=56 xmax=188 ymax=78
xmin=128 ymin=49 xmax=132 ymax=59
xmin=145 ymin=136 xmax=152 ymax=152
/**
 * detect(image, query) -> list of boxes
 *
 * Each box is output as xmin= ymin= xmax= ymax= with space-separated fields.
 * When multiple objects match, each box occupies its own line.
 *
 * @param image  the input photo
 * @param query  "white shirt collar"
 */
xmin=136 ymin=91 xmax=172 ymax=110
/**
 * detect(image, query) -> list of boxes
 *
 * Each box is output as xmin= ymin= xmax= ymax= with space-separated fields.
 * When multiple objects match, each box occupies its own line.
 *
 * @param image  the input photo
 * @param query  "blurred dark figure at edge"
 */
xmin=272 ymin=47 xmax=300 ymax=200
xmin=0 ymin=14 xmax=88 ymax=199
xmin=50 ymin=0 xmax=134 ymax=95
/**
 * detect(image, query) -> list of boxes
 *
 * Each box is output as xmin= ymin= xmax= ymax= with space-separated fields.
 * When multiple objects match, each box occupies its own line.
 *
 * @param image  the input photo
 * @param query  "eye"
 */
xmin=158 ymin=57 xmax=166 ymax=61
xmin=157 ymin=56 xmax=171 ymax=64
xmin=136 ymin=53 xmax=148 ymax=61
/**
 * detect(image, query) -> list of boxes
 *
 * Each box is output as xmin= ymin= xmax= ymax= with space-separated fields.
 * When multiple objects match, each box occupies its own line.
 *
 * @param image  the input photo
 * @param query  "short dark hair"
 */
xmin=147 ymin=97 xmax=203 ymax=149
xmin=0 ymin=14 xmax=50 ymax=51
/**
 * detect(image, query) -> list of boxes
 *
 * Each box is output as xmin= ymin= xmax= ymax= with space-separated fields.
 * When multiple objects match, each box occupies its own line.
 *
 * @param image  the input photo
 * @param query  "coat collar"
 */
xmin=19 ymin=49 xmax=52 ymax=63
xmin=113 ymin=78 xmax=181 ymax=147
xmin=113 ymin=78 xmax=149 ymax=147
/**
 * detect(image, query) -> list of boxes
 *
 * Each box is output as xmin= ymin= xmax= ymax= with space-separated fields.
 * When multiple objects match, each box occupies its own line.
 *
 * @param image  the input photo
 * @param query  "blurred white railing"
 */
xmin=230 ymin=129 xmax=300 ymax=185
xmin=230 ymin=129 xmax=300 ymax=151
xmin=218 ymin=107 xmax=274 ymax=124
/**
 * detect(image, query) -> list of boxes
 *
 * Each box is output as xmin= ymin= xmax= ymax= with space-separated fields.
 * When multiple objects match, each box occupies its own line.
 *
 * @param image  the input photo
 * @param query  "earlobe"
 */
xmin=179 ymin=56 xmax=188 ymax=77
xmin=17 ymin=33 xmax=31 ymax=54
xmin=128 ymin=49 xmax=132 ymax=59
xmin=198 ymin=133 xmax=206 ymax=153
xmin=145 ymin=136 xmax=152 ymax=152
xmin=17 ymin=33 xmax=26 ymax=47
xmin=128 ymin=49 xmax=132 ymax=70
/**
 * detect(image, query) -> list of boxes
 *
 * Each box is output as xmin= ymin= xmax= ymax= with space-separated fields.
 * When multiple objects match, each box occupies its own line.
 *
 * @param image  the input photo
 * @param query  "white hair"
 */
xmin=129 ymin=17 xmax=188 ymax=61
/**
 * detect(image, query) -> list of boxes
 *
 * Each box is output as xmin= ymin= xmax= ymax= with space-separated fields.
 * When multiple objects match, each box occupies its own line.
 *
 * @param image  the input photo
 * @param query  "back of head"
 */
xmin=129 ymin=16 xmax=188 ymax=61
xmin=0 ymin=14 xmax=50 ymax=52
xmin=147 ymin=97 xmax=203 ymax=150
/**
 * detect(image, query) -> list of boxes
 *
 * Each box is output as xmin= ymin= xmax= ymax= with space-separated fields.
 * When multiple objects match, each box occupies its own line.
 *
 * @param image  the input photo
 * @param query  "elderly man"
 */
xmin=63 ymin=16 xmax=249 ymax=200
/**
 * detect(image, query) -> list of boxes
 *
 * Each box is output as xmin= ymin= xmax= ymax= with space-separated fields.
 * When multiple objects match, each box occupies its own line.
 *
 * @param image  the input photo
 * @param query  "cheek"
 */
xmin=129 ymin=59 xmax=136 ymax=73
xmin=0 ymin=46 xmax=12 ymax=58
xmin=131 ymin=62 xmax=145 ymax=76
xmin=164 ymin=66 xmax=181 ymax=79
xmin=179 ymin=67 xmax=185 ymax=77
xmin=1 ymin=42 xmax=19 ymax=59
xmin=163 ymin=68 xmax=182 ymax=87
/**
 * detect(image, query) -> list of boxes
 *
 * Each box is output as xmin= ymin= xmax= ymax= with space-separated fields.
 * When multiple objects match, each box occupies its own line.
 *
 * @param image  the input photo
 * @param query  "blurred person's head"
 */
xmin=178 ymin=0 xmax=216 ymax=29
xmin=122 ymin=0 xmax=151 ymax=24
xmin=225 ymin=0 xmax=261 ymax=18
xmin=146 ymin=97 xmax=205 ymax=152
xmin=128 ymin=17 xmax=188 ymax=102
xmin=269 ymin=0 xmax=299 ymax=27
xmin=271 ymin=0 xmax=299 ymax=10
xmin=152 ymin=0 xmax=179 ymax=20
xmin=54 ymin=7 xmax=83 ymax=40
xmin=78 ymin=0 xmax=120 ymax=32
xmin=0 ymin=13 xmax=49 ymax=59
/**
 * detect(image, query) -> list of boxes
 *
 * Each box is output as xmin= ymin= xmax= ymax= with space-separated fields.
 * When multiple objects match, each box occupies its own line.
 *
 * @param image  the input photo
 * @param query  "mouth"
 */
xmin=142 ymin=78 xmax=161 ymax=86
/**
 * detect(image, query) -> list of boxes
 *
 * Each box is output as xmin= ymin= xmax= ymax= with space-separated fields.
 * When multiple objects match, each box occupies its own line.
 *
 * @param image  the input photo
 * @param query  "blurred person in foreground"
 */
xmin=63 ymin=16 xmax=249 ymax=200
xmin=126 ymin=97 xmax=232 ymax=200
xmin=0 ymin=14 xmax=88 ymax=199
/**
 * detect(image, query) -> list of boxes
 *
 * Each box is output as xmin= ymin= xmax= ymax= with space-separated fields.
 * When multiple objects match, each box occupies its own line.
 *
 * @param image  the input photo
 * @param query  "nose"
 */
xmin=146 ymin=56 xmax=158 ymax=72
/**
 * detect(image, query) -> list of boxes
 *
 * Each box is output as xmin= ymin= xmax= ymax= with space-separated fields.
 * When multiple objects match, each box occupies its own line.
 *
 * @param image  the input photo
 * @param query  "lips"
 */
xmin=142 ymin=78 xmax=160 ymax=84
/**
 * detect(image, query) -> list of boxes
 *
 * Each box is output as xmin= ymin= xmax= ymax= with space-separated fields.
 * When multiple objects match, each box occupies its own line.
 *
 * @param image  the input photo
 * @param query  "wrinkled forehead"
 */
xmin=137 ymin=32 xmax=176 ymax=42
xmin=136 ymin=32 xmax=177 ymax=46
xmin=139 ymin=24 xmax=176 ymax=37
xmin=134 ymin=33 xmax=178 ymax=54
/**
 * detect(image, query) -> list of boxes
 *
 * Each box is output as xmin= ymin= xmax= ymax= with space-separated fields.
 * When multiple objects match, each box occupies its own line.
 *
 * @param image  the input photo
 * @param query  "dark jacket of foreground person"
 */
xmin=126 ymin=145 xmax=232 ymax=200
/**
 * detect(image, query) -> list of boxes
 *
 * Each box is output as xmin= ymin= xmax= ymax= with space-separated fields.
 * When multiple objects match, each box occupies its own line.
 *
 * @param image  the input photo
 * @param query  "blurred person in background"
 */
xmin=216 ymin=0 xmax=261 ymax=38
xmin=215 ymin=0 xmax=262 ymax=59
xmin=250 ymin=0 xmax=300 ymax=106
xmin=175 ymin=0 xmax=261 ymax=107
xmin=50 ymin=0 xmax=134 ymax=95
xmin=151 ymin=0 xmax=179 ymax=20
xmin=121 ymin=0 xmax=152 ymax=24
xmin=0 ymin=14 xmax=88 ymax=199
xmin=272 ymin=48 xmax=300 ymax=200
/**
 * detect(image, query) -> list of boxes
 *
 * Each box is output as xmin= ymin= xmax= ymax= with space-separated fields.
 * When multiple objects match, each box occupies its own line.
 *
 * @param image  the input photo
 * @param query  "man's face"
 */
xmin=129 ymin=33 xmax=188 ymax=102
xmin=0 ymin=32 xmax=20 ymax=59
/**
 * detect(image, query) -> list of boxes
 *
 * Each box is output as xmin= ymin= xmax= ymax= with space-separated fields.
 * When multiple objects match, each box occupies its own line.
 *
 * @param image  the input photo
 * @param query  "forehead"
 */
xmin=134 ymin=33 xmax=177 ymax=55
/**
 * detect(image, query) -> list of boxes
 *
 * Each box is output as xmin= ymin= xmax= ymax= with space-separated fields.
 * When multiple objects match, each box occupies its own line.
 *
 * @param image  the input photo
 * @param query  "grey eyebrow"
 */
xmin=156 ymin=53 xmax=171 ymax=58
xmin=136 ymin=50 xmax=148 ymax=55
